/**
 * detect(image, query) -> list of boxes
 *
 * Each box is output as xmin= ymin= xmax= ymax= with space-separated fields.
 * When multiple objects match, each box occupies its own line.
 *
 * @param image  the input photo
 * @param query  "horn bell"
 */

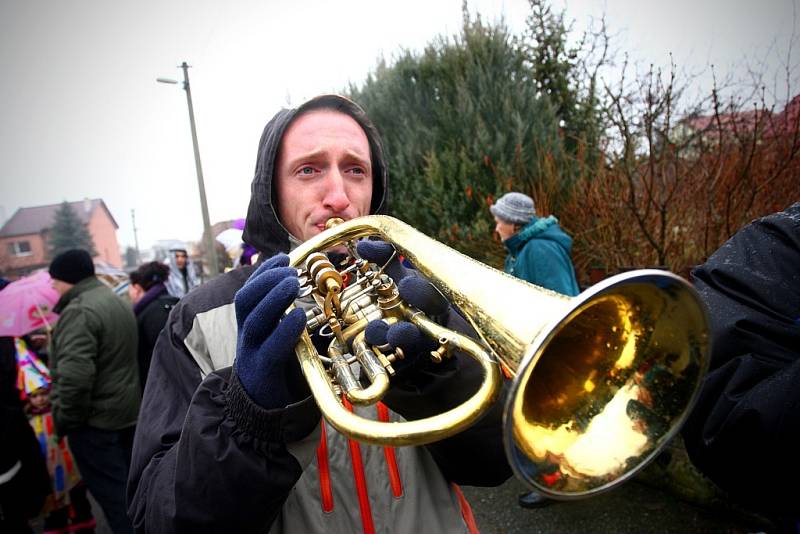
xmin=504 ymin=270 xmax=709 ymax=498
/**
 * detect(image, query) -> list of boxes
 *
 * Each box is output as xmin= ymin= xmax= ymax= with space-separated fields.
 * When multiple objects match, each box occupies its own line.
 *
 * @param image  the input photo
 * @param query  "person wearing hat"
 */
xmin=490 ymin=192 xmax=580 ymax=297
xmin=48 ymin=248 xmax=139 ymax=534
xmin=17 ymin=338 xmax=97 ymax=534
xmin=490 ymin=192 xmax=580 ymax=509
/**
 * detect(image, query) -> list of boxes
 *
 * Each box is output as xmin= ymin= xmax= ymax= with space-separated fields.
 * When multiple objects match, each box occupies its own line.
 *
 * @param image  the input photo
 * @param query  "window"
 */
xmin=8 ymin=240 xmax=32 ymax=257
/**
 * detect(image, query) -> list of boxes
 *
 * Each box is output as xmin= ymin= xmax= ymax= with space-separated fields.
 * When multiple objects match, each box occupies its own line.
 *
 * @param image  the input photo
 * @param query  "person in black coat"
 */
xmin=128 ymin=262 xmax=179 ymax=391
xmin=682 ymin=202 xmax=800 ymax=530
xmin=0 ymin=336 xmax=51 ymax=533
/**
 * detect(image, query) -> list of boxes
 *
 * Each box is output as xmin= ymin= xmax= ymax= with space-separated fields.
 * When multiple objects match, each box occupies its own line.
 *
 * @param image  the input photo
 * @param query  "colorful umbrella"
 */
xmin=0 ymin=271 xmax=60 ymax=336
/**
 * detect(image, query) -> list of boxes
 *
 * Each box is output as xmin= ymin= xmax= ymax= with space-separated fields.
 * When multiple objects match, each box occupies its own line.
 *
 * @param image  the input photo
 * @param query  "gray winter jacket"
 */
xmin=127 ymin=96 xmax=510 ymax=533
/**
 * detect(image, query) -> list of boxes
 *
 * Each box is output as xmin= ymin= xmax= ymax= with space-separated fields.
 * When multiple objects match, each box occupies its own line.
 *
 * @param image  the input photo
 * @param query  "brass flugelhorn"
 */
xmin=288 ymin=215 xmax=709 ymax=498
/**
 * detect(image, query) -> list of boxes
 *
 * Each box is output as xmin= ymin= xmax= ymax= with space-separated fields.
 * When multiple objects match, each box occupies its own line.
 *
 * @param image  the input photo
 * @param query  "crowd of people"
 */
xmin=1 ymin=94 xmax=797 ymax=534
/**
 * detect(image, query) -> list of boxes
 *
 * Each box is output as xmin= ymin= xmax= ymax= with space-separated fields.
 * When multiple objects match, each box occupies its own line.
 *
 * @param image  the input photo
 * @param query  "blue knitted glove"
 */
xmin=357 ymin=240 xmax=449 ymax=316
xmin=358 ymin=240 xmax=450 ymax=370
xmin=364 ymin=317 xmax=438 ymax=372
xmin=356 ymin=240 xmax=410 ymax=283
xmin=233 ymin=254 xmax=308 ymax=409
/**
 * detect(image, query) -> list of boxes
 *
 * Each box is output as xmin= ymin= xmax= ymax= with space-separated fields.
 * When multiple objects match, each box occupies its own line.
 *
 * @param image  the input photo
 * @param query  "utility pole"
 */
xmin=179 ymin=62 xmax=218 ymax=278
xmin=131 ymin=209 xmax=141 ymax=264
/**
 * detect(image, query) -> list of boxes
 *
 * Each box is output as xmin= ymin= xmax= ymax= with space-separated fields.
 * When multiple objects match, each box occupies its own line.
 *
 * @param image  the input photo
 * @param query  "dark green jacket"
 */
xmin=50 ymin=277 xmax=140 ymax=436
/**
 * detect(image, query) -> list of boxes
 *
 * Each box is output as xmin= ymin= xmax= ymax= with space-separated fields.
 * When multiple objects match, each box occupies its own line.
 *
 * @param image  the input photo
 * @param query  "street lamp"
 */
xmin=157 ymin=61 xmax=219 ymax=278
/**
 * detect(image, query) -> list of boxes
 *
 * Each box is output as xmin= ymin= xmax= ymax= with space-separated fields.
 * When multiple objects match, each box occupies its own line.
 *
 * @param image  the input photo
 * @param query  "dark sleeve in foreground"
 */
xmin=126 ymin=280 xmax=320 ymax=534
xmin=682 ymin=203 xmax=800 ymax=516
xmin=0 ymin=405 xmax=52 ymax=521
xmin=382 ymin=308 xmax=512 ymax=487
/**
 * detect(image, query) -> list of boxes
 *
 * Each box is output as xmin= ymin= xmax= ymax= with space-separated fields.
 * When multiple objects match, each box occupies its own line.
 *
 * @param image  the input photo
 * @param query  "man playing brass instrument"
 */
xmin=127 ymin=95 xmax=511 ymax=533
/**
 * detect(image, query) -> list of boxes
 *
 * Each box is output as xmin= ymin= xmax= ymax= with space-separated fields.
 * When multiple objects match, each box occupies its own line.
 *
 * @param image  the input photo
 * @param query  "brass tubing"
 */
xmin=346 ymin=331 xmax=391 ymax=405
xmin=295 ymin=322 xmax=502 ymax=446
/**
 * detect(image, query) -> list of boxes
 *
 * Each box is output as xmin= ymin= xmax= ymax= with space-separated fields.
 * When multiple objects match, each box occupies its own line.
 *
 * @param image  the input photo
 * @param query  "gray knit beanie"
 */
xmin=490 ymin=192 xmax=536 ymax=225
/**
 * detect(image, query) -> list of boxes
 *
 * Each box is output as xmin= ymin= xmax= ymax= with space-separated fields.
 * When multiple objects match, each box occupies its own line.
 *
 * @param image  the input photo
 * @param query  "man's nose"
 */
xmin=322 ymin=172 xmax=351 ymax=213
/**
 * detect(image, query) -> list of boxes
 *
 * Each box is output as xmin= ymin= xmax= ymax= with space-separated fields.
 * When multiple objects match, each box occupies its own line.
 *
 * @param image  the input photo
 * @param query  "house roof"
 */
xmin=681 ymin=93 xmax=799 ymax=139
xmin=0 ymin=199 xmax=119 ymax=238
xmin=682 ymin=109 xmax=770 ymax=134
xmin=768 ymin=94 xmax=800 ymax=137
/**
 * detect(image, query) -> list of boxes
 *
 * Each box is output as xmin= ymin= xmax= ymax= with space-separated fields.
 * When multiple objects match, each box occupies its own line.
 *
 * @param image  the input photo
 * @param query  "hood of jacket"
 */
xmin=165 ymin=249 xmax=199 ymax=279
xmin=504 ymin=215 xmax=573 ymax=256
xmin=243 ymin=95 xmax=389 ymax=258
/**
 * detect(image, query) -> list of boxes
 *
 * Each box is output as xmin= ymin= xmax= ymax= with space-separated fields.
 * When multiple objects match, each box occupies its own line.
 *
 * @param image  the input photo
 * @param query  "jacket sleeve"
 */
xmin=381 ymin=307 xmax=512 ymax=487
xmin=127 ymin=299 xmax=321 ymax=534
xmin=682 ymin=203 xmax=800 ymax=516
xmin=51 ymin=306 xmax=98 ymax=436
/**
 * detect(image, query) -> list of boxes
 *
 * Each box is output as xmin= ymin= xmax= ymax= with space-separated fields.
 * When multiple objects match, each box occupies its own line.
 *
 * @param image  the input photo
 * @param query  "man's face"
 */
xmin=494 ymin=216 xmax=517 ymax=242
xmin=51 ymin=278 xmax=73 ymax=296
xmin=275 ymin=110 xmax=373 ymax=243
xmin=174 ymin=251 xmax=188 ymax=269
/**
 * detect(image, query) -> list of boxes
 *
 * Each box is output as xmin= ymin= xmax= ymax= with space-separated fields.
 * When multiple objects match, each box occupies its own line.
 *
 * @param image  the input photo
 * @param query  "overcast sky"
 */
xmin=1 ymin=0 xmax=797 ymax=252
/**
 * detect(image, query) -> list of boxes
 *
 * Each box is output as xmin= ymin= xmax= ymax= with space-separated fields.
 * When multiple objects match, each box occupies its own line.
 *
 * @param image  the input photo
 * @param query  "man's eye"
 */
xmin=349 ymin=167 xmax=365 ymax=175
xmin=299 ymin=166 xmax=315 ymax=175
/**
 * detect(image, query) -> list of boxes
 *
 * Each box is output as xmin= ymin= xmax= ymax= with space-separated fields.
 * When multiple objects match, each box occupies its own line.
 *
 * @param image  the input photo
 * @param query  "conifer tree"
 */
xmin=348 ymin=9 xmax=566 ymax=263
xmin=47 ymin=201 xmax=97 ymax=259
xmin=522 ymin=0 xmax=608 ymax=165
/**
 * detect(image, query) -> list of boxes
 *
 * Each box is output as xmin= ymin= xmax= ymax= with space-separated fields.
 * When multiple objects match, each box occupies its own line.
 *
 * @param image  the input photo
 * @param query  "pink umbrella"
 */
xmin=0 ymin=271 xmax=60 ymax=336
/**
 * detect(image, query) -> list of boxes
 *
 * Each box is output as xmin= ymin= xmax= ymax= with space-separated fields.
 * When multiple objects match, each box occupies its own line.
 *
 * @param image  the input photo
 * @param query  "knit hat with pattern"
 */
xmin=490 ymin=192 xmax=536 ymax=225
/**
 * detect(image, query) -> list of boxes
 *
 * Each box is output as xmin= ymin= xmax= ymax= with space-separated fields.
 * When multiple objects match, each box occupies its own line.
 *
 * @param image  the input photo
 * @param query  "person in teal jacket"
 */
xmin=490 ymin=192 xmax=580 ymax=509
xmin=491 ymin=192 xmax=580 ymax=297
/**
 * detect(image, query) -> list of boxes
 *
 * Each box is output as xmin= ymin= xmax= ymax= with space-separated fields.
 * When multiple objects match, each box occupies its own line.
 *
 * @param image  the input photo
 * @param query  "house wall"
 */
xmin=88 ymin=207 xmax=122 ymax=267
xmin=0 ymin=233 xmax=48 ymax=278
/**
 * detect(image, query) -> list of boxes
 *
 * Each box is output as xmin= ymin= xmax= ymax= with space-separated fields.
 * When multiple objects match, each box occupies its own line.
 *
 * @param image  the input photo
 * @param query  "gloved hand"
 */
xmin=357 ymin=240 xmax=450 ymax=371
xmin=355 ymin=240 xmax=409 ymax=282
xmin=364 ymin=317 xmax=438 ymax=372
xmin=233 ymin=254 xmax=309 ymax=409
xmin=356 ymin=240 xmax=449 ymax=316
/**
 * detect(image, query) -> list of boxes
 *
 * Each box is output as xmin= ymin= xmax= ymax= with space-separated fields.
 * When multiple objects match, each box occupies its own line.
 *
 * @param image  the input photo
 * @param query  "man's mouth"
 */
xmin=315 ymin=216 xmax=349 ymax=231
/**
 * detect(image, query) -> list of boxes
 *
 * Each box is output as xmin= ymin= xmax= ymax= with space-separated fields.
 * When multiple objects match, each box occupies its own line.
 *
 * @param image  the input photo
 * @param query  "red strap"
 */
xmin=376 ymin=402 xmax=403 ymax=497
xmin=343 ymin=398 xmax=375 ymax=534
xmin=451 ymin=483 xmax=480 ymax=534
xmin=501 ymin=362 xmax=513 ymax=379
xmin=316 ymin=422 xmax=334 ymax=512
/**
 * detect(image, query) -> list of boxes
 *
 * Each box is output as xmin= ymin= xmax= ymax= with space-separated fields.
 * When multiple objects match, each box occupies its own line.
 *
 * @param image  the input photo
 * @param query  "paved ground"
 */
xmin=38 ymin=485 xmax=766 ymax=534
xmin=463 ymin=441 xmax=775 ymax=534
xmin=30 ymin=494 xmax=109 ymax=534
xmin=74 ymin=478 xmax=767 ymax=534
xmin=462 ymin=476 xmax=766 ymax=534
